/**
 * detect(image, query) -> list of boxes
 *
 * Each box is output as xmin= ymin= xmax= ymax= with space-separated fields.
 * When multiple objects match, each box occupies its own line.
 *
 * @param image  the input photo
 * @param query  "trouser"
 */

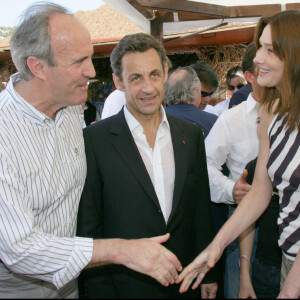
xmin=280 ymin=254 xmax=294 ymax=290
xmin=252 ymin=257 xmax=280 ymax=299
xmin=0 ymin=262 xmax=78 ymax=298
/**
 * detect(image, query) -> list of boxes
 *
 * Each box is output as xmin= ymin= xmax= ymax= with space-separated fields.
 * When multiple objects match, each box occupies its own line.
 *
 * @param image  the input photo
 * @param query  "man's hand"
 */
xmin=120 ymin=233 xmax=182 ymax=287
xmin=176 ymin=242 xmax=222 ymax=293
xmin=201 ymin=282 xmax=218 ymax=299
xmin=233 ymin=169 xmax=251 ymax=204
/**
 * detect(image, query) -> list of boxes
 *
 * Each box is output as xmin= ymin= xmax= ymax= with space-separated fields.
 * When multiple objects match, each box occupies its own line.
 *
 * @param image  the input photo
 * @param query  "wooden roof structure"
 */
xmin=80 ymin=0 xmax=300 ymax=58
xmin=109 ymin=0 xmax=300 ymax=35
xmin=1 ymin=0 xmax=300 ymax=62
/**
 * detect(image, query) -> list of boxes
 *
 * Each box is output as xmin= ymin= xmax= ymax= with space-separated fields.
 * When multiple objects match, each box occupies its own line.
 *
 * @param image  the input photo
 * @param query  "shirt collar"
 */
xmin=246 ymin=92 xmax=260 ymax=114
xmin=7 ymin=72 xmax=63 ymax=125
xmin=124 ymin=105 xmax=170 ymax=133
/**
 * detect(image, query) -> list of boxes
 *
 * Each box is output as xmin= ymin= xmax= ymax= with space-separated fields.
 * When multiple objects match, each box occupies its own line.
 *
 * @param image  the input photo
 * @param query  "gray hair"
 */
xmin=164 ymin=66 xmax=200 ymax=106
xmin=110 ymin=32 xmax=167 ymax=81
xmin=10 ymin=1 xmax=72 ymax=80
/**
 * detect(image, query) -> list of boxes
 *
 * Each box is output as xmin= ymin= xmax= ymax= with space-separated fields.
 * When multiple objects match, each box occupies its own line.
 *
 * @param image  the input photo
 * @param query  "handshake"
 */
xmin=91 ymin=233 xmax=218 ymax=297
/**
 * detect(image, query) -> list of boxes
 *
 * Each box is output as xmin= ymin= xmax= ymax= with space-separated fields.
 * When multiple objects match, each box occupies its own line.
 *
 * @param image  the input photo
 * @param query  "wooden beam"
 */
xmin=228 ymin=4 xmax=281 ymax=18
xmin=127 ymin=0 xmax=153 ymax=19
xmin=130 ymin=1 xmax=293 ymax=20
xmin=151 ymin=16 xmax=163 ymax=41
xmin=163 ymin=26 xmax=255 ymax=49
xmin=286 ymin=3 xmax=300 ymax=10
xmin=135 ymin=0 xmax=226 ymax=17
xmin=150 ymin=12 xmax=171 ymax=42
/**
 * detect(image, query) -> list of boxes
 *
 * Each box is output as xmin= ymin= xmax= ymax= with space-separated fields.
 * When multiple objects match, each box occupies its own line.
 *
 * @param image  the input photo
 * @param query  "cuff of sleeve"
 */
xmin=224 ymin=181 xmax=235 ymax=204
xmin=53 ymin=237 xmax=93 ymax=289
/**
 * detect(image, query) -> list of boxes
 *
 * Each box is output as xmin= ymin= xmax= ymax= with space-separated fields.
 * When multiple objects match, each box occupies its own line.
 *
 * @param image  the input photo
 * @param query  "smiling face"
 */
xmin=114 ymin=48 xmax=168 ymax=122
xmin=254 ymin=24 xmax=284 ymax=88
xmin=46 ymin=13 xmax=96 ymax=110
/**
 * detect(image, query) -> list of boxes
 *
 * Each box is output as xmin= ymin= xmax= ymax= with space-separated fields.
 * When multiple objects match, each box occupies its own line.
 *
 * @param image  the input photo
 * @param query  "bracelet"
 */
xmin=239 ymin=254 xmax=250 ymax=268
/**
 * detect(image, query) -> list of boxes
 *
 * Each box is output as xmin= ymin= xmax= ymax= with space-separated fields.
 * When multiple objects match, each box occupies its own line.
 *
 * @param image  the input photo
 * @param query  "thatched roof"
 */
xmin=0 ymin=4 xmax=143 ymax=50
xmin=75 ymin=4 xmax=144 ymax=40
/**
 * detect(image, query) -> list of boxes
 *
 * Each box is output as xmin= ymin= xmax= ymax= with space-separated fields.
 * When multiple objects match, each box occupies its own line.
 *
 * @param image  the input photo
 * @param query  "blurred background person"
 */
xmin=190 ymin=60 xmax=219 ymax=115
xmin=214 ymin=66 xmax=246 ymax=116
xmin=164 ymin=66 xmax=217 ymax=139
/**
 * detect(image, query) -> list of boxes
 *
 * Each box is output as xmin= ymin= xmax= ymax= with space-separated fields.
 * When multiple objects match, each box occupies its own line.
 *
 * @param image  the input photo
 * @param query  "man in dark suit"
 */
xmin=164 ymin=66 xmax=217 ymax=139
xmin=77 ymin=33 xmax=217 ymax=299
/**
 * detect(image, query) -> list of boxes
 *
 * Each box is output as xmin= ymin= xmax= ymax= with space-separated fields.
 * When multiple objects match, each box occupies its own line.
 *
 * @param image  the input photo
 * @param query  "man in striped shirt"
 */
xmin=0 ymin=2 xmax=181 ymax=298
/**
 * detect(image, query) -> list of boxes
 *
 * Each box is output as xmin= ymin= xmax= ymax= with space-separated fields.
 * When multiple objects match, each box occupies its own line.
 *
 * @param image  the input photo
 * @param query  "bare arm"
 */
xmin=177 ymin=108 xmax=274 ymax=293
xmin=85 ymin=233 xmax=182 ymax=287
xmin=278 ymin=250 xmax=300 ymax=298
xmin=239 ymin=224 xmax=257 ymax=299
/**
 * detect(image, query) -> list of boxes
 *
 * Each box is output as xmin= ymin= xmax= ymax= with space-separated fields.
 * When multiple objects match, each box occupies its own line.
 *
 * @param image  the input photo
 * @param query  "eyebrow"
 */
xmin=128 ymin=73 xmax=141 ymax=79
xmin=73 ymin=55 xmax=91 ymax=64
xmin=73 ymin=49 xmax=94 ymax=64
xmin=259 ymin=38 xmax=272 ymax=47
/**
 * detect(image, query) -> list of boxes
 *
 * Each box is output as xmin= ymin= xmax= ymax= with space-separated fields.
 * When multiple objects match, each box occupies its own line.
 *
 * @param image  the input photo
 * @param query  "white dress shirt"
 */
xmin=204 ymin=104 xmax=218 ymax=115
xmin=0 ymin=73 xmax=93 ymax=289
xmin=101 ymin=89 xmax=126 ymax=119
xmin=124 ymin=106 xmax=175 ymax=222
xmin=213 ymin=98 xmax=230 ymax=116
xmin=205 ymin=93 xmax=259 ymax=204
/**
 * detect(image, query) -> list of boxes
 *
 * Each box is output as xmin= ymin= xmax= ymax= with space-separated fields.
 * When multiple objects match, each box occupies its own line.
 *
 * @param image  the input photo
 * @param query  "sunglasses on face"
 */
xmin=201 ymin=90 xmax=215 ymax=98
xmin=227 ymin=84 xmax=245 ymax=91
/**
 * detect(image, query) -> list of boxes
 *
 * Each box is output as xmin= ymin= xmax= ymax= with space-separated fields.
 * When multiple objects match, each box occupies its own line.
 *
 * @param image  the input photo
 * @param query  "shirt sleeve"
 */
xmin=0 ymin=153 xmax=93 ymax=289
xmin=205 ymin=117 xmax=235 ymax=204
xmin=101 ymin=97 xmax=124 ymax=120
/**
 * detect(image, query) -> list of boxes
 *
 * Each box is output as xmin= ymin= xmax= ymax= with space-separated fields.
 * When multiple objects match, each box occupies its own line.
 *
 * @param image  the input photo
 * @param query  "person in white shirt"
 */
xmin=0 ymin=3 xmax=182 ymax=298
xmin=100 ymin=89 xmax=126 ymax=119
xmin=190 ymin=60 xmax=219 ymax=116
xmin=203 ymin=43 xmax=261 ymax=299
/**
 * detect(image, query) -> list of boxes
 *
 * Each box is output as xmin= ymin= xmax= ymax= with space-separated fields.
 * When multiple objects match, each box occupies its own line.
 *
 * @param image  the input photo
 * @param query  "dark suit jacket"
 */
xmin=165 ymin=103 xmax=217 ymax=139
xmin=228 ymin=83 xmax=251 ymax=109
xmin=77 ymin=108 xmax=216 ymax=298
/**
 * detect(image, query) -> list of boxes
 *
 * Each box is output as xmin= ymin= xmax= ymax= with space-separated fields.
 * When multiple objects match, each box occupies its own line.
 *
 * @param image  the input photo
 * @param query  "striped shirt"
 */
xmin=267 ymin=114 xmax=300 ymax=260
xmin=0 ymin=73 xmax=93 ymax=289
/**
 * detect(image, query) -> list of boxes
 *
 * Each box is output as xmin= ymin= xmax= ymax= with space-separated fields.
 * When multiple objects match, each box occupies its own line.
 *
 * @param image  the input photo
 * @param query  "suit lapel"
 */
xmin=110 ymin=109 xmax=161 ymax=210
xmin=167 ymin=115 xmax=189 ymax=224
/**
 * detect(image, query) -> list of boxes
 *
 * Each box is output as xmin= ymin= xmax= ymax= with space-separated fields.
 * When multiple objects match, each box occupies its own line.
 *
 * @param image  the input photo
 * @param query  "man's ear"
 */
xmin=163 ymin=63 xmax=169 ymax=83
xmin=244 ymin=70 xmax=255 ymax=86
xmin=26 ymin=56 xmax=47 ymax=80
xmin=112 ymin=73 xmax=125 ymax=92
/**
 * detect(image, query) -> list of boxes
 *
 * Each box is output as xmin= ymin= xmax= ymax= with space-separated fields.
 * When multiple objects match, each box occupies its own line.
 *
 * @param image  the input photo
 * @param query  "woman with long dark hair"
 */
xmin=176 ymin=10 xmax=300 ymax=299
